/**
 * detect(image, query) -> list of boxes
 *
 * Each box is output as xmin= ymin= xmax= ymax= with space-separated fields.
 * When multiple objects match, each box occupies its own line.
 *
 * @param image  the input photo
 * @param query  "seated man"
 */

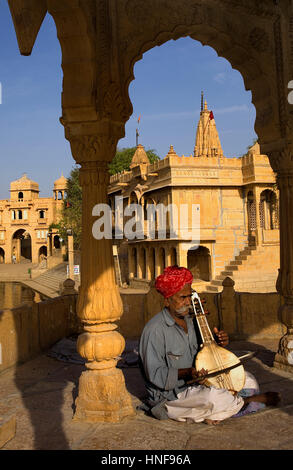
xmin=139 ymin=265 xmax=280 ymax=424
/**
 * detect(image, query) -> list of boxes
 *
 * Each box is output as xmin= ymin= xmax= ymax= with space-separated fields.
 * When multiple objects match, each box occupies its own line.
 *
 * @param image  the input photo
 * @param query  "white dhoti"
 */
xmin=165 ymin=371 xmax=259 ymax=423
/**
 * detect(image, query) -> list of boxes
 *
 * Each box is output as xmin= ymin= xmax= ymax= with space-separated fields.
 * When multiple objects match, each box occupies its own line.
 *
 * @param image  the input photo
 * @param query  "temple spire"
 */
xmin=193 ymin=98 xmax=224 ymax=158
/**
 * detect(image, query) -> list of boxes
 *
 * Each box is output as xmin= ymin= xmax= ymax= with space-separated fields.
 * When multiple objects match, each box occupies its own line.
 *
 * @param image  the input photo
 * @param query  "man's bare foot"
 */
xmin=204 ymin=419 xmax=221 ymax=425
xmin=243 ymin=392 xmax=281 ymax=407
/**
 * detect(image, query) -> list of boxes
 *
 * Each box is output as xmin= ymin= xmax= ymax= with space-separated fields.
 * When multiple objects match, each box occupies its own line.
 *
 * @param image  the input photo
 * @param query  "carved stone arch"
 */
xmin=122 ymin=2 xmax=282 ymax=145
xmin=47 ymin=2 xmax=97 ymax=122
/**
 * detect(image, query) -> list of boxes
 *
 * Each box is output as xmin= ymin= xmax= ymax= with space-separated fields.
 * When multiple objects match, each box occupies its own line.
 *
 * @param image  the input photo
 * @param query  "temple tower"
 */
xmin=193 ymin=96 xmax=224 ymax=158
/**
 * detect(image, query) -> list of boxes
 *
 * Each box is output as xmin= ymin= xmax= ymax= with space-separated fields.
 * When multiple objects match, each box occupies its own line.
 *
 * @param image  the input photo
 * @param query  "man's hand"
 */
xmin=178 ymin=367 xmax=208 ymax=384
xmin=213 ymin=327 xmax=229 ymax=347
xmin=190 ymin=367 xmax=208 ymax=384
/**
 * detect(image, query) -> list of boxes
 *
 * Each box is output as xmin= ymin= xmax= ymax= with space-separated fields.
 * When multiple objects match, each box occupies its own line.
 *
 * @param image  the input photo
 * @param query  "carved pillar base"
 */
xmin=74 ymin=320 xmax=135 ymax=422
xmin=270 ymin=166 xmax=293 ymax=373
xmin=274 ymin=302 xmax=293 ymax=372
xmin=74 ymin=368 xmax=134 ymax=423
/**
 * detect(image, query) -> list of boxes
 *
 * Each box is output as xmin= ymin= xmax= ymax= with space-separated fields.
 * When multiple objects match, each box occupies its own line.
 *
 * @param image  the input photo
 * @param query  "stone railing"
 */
xmin=0 ymin=277 xmax=285 ymax=373
xmin=0 ymin=279 xmax=80 ymax=373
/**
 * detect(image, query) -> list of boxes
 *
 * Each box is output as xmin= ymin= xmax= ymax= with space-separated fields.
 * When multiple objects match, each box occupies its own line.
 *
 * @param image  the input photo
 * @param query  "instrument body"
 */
xmin=191 ymin=291 xmax=245 ymax=393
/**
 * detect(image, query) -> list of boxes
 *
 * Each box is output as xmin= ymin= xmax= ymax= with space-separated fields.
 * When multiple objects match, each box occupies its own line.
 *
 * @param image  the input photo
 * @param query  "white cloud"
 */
xmin=214 ymin=72 xmax=226 ymax=84
xmin=214 ymin=105 xmax=250 ymax=114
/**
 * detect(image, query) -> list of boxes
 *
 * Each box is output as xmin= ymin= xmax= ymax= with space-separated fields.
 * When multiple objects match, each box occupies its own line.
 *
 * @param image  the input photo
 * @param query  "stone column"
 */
xmin=128 ymin=247 xmax=135 ymax=281
xmin=68 ymin=134 xmax=134 ymax=422
xmin=253 ymin=186 xmax=262 ymax=246
xmin=67 ymin=233 xmax=74 ymax=280
xmin=177 ymin=244 xmax=188 ymax=268
xmin=274 ymin=172 xmax=293 ymax=372
xmin=137 ymin=246 xmax=143 ymax=279
xmin=145 ymin=247 xmax=151 ymax=281
xmin=166 ymin=247 xmax=172 ymax=268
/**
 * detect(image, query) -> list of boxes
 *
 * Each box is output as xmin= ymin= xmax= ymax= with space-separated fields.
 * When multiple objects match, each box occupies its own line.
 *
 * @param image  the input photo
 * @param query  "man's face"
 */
xmin=166 ymin=283 xmax=192 ymax=318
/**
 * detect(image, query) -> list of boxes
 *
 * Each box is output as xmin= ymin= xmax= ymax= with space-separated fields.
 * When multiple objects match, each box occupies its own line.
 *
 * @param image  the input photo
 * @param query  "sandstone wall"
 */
xmin=0 ymin=294 xmax=78 ymax=373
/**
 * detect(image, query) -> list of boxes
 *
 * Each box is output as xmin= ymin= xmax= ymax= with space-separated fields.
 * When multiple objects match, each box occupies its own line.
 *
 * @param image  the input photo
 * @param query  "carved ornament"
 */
xmin=249 ymin=27 xmax=270 ymax=53
xmin=69 ymin=135 xmax=118 ymax=165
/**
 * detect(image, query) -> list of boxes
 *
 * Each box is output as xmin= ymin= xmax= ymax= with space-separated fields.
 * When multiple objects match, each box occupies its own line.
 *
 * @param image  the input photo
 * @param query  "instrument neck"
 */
xmin=195 ymin=313 xmax=215 ymax=345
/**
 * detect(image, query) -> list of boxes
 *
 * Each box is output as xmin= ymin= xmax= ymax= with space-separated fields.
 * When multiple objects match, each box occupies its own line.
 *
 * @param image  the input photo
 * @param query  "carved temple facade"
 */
xmin=108 ymin=101 xmax=280 ymax=293
xmin=6 ymin=0 xmax=293 ymax=422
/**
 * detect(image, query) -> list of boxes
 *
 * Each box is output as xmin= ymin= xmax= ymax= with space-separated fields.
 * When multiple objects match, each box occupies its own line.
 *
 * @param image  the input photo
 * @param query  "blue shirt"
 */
xmin=139 ymin=307 xmax=199 ymax=405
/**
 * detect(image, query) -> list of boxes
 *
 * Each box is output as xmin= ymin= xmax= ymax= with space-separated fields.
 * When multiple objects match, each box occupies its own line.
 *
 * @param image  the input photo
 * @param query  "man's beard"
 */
xmin=174 ymin=305 xmax=190 ymax=318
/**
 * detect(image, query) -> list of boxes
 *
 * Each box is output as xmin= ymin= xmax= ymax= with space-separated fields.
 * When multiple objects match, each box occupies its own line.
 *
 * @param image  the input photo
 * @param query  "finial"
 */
xmin=204 ymin=100 xmax=208 ymax=110
xmin=167 ymin=145 xmax=177 ymax=157
xmin=201 ymin=91 xmax=204 ymax=112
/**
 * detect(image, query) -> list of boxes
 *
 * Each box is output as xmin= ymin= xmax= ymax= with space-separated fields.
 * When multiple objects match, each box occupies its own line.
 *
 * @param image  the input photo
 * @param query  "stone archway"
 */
xmin=8 ymin=0 xmax=293 ymax=421
xmin=260 ymin=189 xmax=279 ymax=230
xmin=12 ymin=229 xmax=32 ymax=263
xmin=53 ymin=235 xmax=61 ymax=250
xmin=38 ymin=245 xmax=47 ymax=263
xmin=188 ymin=246 xmax=211 ymax=281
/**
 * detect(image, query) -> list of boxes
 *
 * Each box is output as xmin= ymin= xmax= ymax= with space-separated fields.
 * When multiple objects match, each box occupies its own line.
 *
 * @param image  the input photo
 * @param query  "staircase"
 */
xmin=205 ymin=244 xmax=279 ymax=293
xmin=23 ymin=263 xmax=69 ymax=298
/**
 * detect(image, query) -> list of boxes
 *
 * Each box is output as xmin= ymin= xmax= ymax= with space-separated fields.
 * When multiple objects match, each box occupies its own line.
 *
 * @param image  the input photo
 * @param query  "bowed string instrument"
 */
xmin=188 ymin=290 xmax=247 ymax=394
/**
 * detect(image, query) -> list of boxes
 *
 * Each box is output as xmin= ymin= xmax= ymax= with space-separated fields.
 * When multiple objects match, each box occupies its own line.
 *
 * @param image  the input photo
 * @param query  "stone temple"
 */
xmin=108 ymin=99 xmax=279 ymax=293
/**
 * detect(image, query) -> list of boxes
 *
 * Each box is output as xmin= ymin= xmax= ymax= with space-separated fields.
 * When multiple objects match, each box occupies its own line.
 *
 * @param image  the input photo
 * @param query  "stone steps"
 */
xmin=29 ymin=263 xmax=68 ymax=295
xmin=205 ymin=244 xmax=277 ymax=292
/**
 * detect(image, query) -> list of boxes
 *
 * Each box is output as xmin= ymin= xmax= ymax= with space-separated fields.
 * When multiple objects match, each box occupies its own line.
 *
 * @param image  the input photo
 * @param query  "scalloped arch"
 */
xmin=124 ymin=24 xmax=279 ymax=145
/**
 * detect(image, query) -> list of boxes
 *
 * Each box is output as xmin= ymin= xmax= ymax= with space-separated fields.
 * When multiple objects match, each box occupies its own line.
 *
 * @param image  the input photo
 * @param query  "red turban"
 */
xmin=155 ymin=266 xmax=193 ymax=298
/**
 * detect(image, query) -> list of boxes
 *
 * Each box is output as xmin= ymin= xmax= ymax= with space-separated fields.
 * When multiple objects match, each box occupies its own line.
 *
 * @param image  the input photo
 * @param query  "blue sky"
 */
xmin=0 ymin=2 xmax=257 ymax=199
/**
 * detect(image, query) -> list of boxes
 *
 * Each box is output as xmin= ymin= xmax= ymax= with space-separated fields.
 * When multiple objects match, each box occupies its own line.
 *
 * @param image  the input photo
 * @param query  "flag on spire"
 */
xmin=209 ymin=111 xmax=214 ymax=120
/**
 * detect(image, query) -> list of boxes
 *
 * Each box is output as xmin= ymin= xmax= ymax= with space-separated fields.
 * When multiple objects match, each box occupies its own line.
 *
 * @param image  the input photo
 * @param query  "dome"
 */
xmin=10 ymin=173 xmax=39 ymax=192
xmin=130 ymin=144 xmax=150 ymax=169
xmin=54 ymin=174 xmax=67 ymax=190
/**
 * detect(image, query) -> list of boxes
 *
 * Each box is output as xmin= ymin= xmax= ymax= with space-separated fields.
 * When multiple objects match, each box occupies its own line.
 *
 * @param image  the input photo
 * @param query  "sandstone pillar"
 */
xmin=166 ymin=247 xmax=172 ymax=268
xmin=274 ymin=172 xmax=293 ymax=372
xmin=128 ymin=247 xmax=135 ymax=281
xmin=177 ymin=245 xmax=188 ymax=268
xmin=67 ymin=233 xmax=74 ymax=280
xmin=145 ymin=248 xmax=151 ymax=281
xmin=154 ymin=248 xmax=160 ymax=277
xmin=253 ymin=186 xmax=262 ymax=246
xmin=68 ymin=133 xmax=134 ymax=422
xmin=137 ymin=247 xmax=143 ymax=279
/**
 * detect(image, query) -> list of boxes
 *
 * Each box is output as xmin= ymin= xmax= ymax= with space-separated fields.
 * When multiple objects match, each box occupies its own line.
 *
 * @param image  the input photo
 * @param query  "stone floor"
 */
xmin=0 ymin=337 xmax=292 ymax=451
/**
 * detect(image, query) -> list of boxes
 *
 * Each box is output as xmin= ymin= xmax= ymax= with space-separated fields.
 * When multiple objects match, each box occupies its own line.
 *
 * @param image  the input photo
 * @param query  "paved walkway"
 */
xmin=0 ymin=337 xmax=292 ymax=451
xmin=0 ymin=262 xmax=36 ymax=281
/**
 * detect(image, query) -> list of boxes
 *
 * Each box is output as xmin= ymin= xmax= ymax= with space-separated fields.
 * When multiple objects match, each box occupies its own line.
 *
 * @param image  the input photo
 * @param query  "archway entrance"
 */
xmin=187 ymin=246 xmax=211 ymax=281
xmin=53 ymin=235 xmax=61 ymax=250
xmin=0 ymin=248 xmax=5 ymax=264
xmin=38 ymin=245 xmax=47 ymax=263
xmin=12 ymin=229 xmax=32 ymax=263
